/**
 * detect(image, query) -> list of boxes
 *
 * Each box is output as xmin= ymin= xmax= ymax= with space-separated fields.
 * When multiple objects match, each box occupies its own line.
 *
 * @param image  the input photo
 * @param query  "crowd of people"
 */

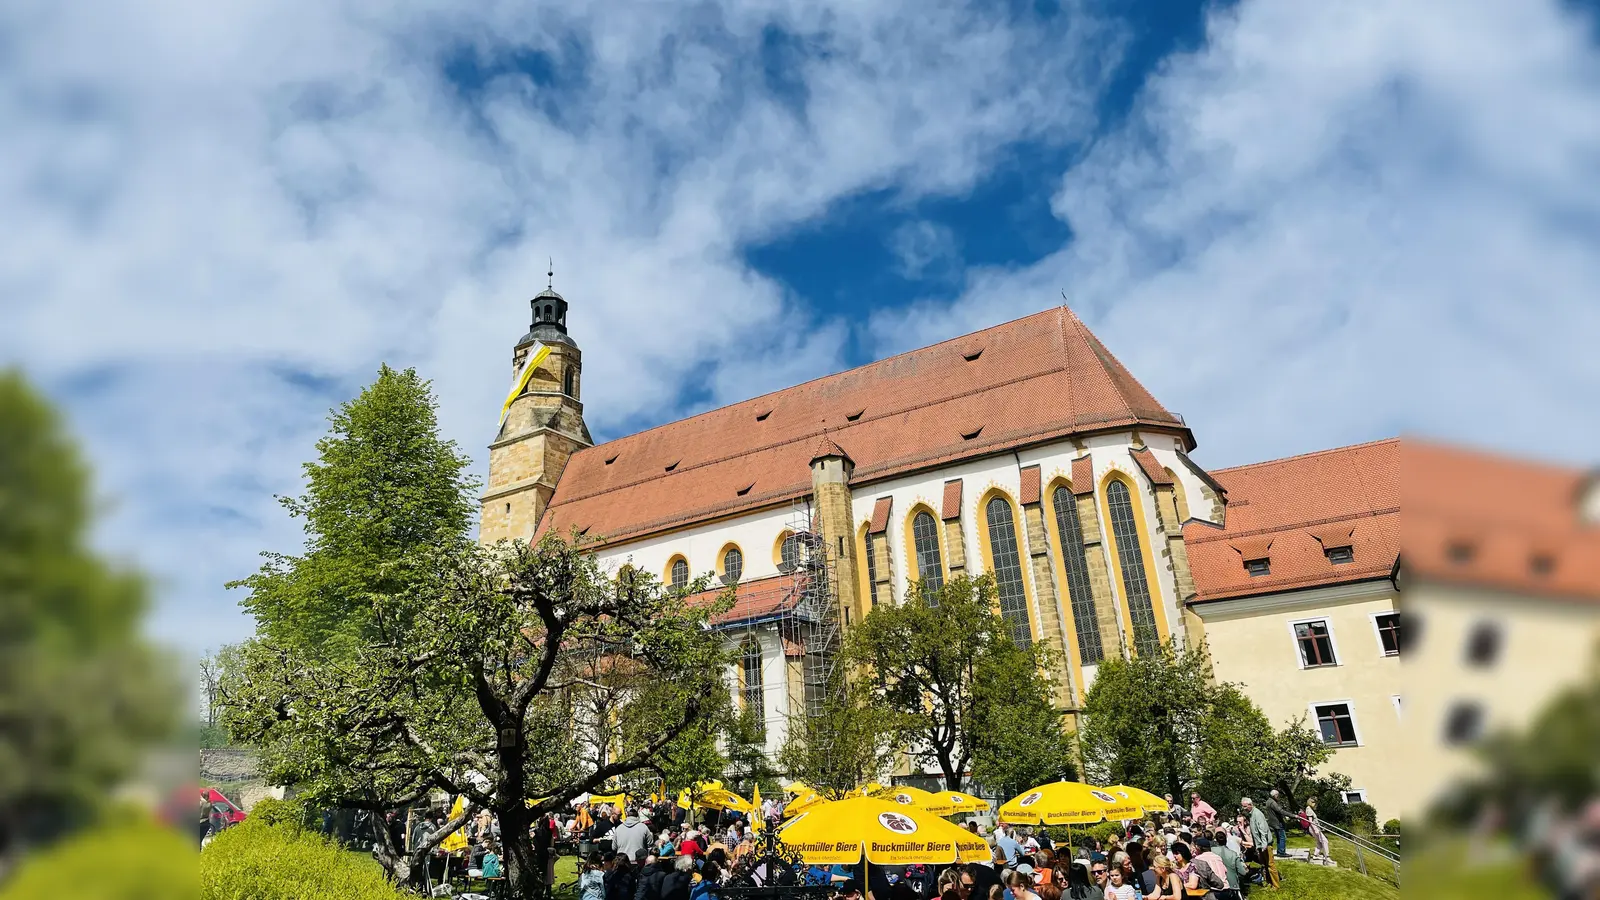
xmin=395 ymin=786 xmax=1321 ymax=900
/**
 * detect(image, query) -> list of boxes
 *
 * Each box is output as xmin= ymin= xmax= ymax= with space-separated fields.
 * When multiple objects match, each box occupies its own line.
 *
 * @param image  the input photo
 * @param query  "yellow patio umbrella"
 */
xmin=784 ymin=790 xmax=826 ymax=817
xmin=776 ymin=796 xmax=990 ymax=865
xmin=704 ymin=787 xmax=755 ymax=813
xmin=1102 ymin=785 xmax=1168 ymax=815
xmin=870 ymin=785 xmax=960 ymax=816
xmin=998 ymin=782 xmax=1141 ymax=825
xmin=944 ymin=791 xmax=991 ymax=814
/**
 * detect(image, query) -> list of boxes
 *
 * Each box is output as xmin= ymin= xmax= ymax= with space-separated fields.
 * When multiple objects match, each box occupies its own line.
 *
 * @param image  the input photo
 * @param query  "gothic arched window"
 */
xmin=1106 ymin=479 xmax=1160 ymax=655
xmin=563 ymin=366 xmax=576 ymax=397
xmin=740 ymin=638 xmax=764 ymax=727
xmin=722 ymin=547 xmax=743 ymax=585
xmin=984 ymin=496 xmax=1033 ymax=648
xmin=1051 ymin=486 xmax=1103 ymax=664
xmin=911 ymin=510 xmax=944 ymax=594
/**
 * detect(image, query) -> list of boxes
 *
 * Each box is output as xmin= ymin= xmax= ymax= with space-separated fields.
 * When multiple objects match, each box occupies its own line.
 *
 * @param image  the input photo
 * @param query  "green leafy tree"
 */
xmin=778 ymin=676 xmax=899 ymax=798
xmin=0 ymin=371 xmax=179 ymax=877
xmin=223 ymin=537 xmax=730 ymax=900
xmin=724 ymin=705 xmax=781 ymax=797
xmin=1080 ymin=640 xmax=1238 ymax=799
xmin=229 ymin=365 xmax=477 ymax=654
xmin=1259 ymin=716 xmax=1334 ymax=806
xmin=846 ymin=575 xmax=1067 ymax=790
xmin=968 ymin=649 xmax=1078 ymax=797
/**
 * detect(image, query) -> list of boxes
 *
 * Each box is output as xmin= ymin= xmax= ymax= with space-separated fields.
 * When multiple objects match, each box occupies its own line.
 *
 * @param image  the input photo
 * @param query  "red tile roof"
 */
xmin=941 ymin=479 xmax=963 ymax=520
xmin=1070 ymin=456 xmax=1095 ymax=494
xmin=1403 ymin=440 xmax=1600 ymax=603
xmin=1186 ymin=438 xmax=1400 ymax=602
xmin=685 ymin=574 xmax=804 ymax=626
xmin=811 ymin=435 xmax=852 ymax=464
xmin=1130 ymin=447 xmax=1173 ymax=486
xmin=1019 ymin=465 xmax=1042 ymax=505
xmin=540 ymin=307 xmax=1188 ymax=544
xmin=869 ymin=497 xmax=893 ymax=535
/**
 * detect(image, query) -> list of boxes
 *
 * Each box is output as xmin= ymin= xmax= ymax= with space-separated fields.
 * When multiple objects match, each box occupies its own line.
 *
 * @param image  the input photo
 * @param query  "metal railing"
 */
xmin=1315 ymin=820 xmax=1400 ymax=886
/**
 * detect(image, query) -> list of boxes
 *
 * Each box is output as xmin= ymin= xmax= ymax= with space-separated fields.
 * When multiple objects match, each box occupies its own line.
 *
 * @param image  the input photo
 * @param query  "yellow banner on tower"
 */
xmin=498 ymin=341 xmax=551 ymax=429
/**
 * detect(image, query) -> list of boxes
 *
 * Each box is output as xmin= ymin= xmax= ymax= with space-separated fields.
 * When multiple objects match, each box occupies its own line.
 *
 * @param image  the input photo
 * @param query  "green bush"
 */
xmin=203 ymin=819 xmax=404 ymax=900
xmin=0 ymin=817 xmax=196 ymax=900
xmin=1382 ymin=818 xmax=1401 ymax=835
xmin=245 ymin=796 xmax=305 ymax=830
xmin=1345 ymin=801 xmax=1378 ymax=835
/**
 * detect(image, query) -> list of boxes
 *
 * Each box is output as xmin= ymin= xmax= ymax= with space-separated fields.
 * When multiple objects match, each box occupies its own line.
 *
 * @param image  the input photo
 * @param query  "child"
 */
xmin=1103 ymin=868 xmax=1137 ymax=900
xmin=481 ymin=840 xmax=502 ymax=879
xmin=580 ymin=851 xmax=607 ymax=900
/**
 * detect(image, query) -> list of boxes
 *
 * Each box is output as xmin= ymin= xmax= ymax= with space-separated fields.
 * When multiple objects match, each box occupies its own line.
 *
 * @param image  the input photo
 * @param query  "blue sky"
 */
xmin=2 ymin=0 xmax=1599 ymax=653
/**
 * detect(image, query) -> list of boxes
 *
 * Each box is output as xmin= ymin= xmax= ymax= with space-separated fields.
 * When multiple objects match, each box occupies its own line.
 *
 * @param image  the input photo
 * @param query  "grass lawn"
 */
xmin=1285 ymin=832 xmax=1399 ymax=888
xmin=1272 ymin=858 xmax=1398 ymax=900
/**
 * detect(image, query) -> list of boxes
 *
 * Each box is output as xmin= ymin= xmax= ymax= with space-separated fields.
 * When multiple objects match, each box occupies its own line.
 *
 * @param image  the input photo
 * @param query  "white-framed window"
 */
xmin=1443 ymin=701 xmax=1485 ymax=746
xmin=1289 ymin=617 xmax=1340 ymax=668
xmin=1391 ymin=695 xmax=1403 ymax=721
xmin=1341 ymin=790 xmax=1367 ymax=805
xmin=1463 ymin=620 xmax=1503 ymax=668
xmin=1309 ymin=699 xmax=1362 ymax=747
xmin=1370 ymin=611 xmax=1400 ymax=657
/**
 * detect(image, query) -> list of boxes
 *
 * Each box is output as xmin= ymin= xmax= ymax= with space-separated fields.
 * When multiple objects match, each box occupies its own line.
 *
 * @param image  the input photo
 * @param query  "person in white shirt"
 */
xmin=1104 ymin=867 xmax=1137 ymax=900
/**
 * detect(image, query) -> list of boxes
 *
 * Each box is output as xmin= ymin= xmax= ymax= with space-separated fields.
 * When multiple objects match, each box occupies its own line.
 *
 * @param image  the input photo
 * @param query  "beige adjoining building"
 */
xmin=1184 ymin=439 xmax=1403 ymax=815
xmin=476 ymin=282 xmax=1598 ymax=817
xmin=1400 ymin=441 xmax=1600 ymax=819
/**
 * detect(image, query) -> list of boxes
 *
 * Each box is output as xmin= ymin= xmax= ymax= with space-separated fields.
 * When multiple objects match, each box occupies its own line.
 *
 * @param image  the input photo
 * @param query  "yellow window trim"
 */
xmin=1097 ymin=468 xmax=1172 ymax=653
xmin=663 ymin=553 xmax=689 ymax=587
xmin=772 ymin=529 xmax=796 ymax=568
xmin=901 ymin=502 xmax=948 ymax=598
xmin=975 ymin=487 xmax=1043 ymax=647
xmin=855 ymin=521 xmax=877 ymax=612
xmin=1042 ymin=476 xmax=1088 ymax=697
xmin=717 ymin=542 xmax=744 ymax=581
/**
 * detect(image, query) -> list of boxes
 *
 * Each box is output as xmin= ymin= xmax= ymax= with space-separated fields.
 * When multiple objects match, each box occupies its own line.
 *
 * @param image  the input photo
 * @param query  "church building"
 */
xmin=479 ymin=281 xmax=1600 ymax=822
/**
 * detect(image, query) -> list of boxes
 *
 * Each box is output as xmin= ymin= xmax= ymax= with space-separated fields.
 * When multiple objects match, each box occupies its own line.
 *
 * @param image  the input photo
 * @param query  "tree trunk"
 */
xmin=499 ymin=801 xmax=543 ymax=900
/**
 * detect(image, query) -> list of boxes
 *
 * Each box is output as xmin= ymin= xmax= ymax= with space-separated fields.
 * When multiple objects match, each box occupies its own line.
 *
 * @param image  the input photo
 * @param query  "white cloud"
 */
xmin=872 ymin=0 xmax=1600 ymax=469
xmin=0 ymin=0 xmax=1118 ymax=650
xmin=888 ymin=220 xmax=960 ymax=280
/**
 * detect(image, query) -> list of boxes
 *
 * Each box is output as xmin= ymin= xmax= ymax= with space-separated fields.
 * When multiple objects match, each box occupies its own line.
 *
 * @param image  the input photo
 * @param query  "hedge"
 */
xmin=202 ymin=819 xmax=405 ymax=900
xmin=0 ymin=817 xmax=195 ymax=900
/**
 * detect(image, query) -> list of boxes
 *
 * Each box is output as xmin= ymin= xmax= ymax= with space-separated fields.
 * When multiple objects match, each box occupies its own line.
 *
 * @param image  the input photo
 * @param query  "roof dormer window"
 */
xmin=1245 ymin=558 xmax=1271 ymax=577
xmin=1325 ymin=545 xmax=1354 ymax=564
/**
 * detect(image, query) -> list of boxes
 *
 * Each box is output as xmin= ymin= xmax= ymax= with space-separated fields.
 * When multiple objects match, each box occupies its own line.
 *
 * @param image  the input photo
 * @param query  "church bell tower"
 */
xmin=479 ymin=269 xmax=592 ymax=544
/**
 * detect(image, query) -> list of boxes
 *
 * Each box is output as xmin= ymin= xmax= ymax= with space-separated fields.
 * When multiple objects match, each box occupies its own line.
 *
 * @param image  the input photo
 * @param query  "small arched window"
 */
xmin=740 ymin=638 xmax=764 ymax=726
xmin=563 ymin=366 xmax=576 ymax=397
xmin=778 ymin=533 xmax=800 ymax=573
xmin=984 ymin=496 xmax=1032 ymax=648
xmin=1106 ymin=479 xmax=1160 ymax=656
xmin=911 ymin=510 xmax=944 ymax=595
xmin=670 ymin=558 xmax=688 ymax=592
xmin=722 ymin=547 xmax=743 ymax=585
xmin=1052 ymin=486 xmax=1103 ymax=665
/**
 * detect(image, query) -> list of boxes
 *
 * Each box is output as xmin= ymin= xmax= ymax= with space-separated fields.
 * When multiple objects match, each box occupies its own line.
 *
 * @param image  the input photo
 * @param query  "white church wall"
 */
xmin=594 ymin=503 xmax=800 ymax=588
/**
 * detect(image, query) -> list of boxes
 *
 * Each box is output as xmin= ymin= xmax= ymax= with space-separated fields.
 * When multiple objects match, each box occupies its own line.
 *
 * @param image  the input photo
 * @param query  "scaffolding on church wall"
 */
xmin=715 ymin=497 xmax=843 ymax=732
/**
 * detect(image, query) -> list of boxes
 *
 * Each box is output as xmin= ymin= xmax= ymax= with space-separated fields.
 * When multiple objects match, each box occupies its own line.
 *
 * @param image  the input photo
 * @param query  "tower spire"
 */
xmin=548 ymin=257 xmax=554 ymax=290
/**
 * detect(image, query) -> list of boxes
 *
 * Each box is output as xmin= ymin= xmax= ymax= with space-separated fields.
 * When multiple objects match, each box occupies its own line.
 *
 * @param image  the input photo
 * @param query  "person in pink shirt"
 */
xmin=1188 ymin=793 xmax=1217 ymax=826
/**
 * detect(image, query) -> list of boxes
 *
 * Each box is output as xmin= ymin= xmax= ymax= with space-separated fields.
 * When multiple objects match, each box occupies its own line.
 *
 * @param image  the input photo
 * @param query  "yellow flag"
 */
xmin=498 ymin=342 xmax=552 ymax=429
xmin=439 ymin=796 xmax=469 ymax=852
xmin=751 ymin=784 xmax=763 ymax=831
